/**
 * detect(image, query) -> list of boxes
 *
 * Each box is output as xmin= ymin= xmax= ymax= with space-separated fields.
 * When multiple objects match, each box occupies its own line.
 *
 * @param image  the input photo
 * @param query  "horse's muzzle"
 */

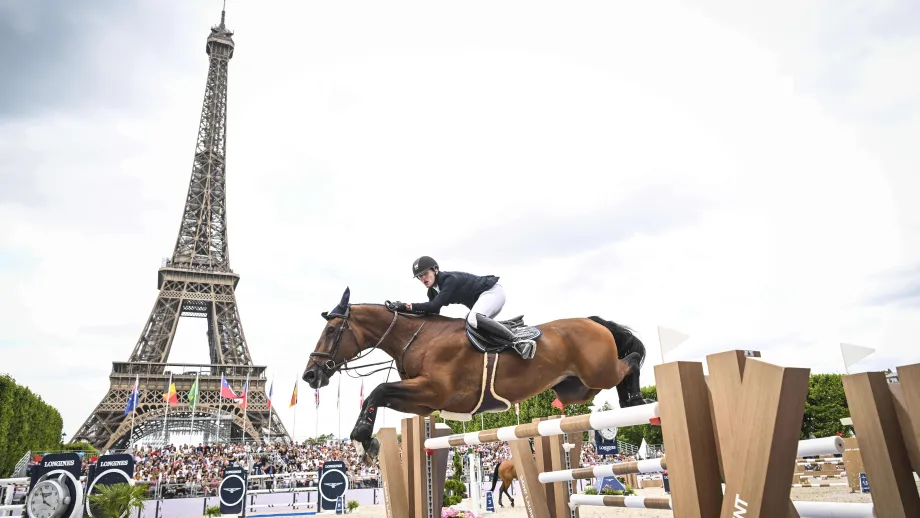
xmin=302 ymin=364 xmax=329 ymax=389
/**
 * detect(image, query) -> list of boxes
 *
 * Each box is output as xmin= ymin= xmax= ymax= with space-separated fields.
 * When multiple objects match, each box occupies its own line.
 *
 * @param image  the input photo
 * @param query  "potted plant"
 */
xmin=86 ymin=483 xmax=148 ymax=518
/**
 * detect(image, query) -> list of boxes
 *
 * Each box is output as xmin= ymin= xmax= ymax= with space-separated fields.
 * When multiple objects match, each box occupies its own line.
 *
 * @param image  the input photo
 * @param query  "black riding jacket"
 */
xmin=411 ymin=271 xmax=499 ymax=314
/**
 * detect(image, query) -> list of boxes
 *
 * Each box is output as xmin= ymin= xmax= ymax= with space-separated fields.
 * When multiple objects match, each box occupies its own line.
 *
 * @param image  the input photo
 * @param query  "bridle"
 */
xmin=307 ymin=304 xmax=426 ymax=380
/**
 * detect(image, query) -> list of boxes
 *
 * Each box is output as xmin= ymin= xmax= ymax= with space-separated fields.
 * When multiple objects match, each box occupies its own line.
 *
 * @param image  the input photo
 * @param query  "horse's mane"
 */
xmin=348 ymin=303 xmax=460 ymax=323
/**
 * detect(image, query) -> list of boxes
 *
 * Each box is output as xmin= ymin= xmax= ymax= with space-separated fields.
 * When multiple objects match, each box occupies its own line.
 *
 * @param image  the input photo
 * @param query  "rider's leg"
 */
xmin=467 ymin=284 xmax=506 ymax=328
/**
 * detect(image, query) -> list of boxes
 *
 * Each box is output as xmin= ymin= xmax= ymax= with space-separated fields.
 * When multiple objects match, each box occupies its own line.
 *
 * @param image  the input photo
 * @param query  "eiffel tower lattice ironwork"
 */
xmin=71 ymin=8 xmax=290 ymax=450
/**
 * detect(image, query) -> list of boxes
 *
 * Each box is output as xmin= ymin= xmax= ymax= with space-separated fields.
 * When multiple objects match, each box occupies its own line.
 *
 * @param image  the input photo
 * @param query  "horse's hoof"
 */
xmin=358 ymin=438 xmax=380 ymax=466
xmin=364 ymin=437 xmax=380 ymax=459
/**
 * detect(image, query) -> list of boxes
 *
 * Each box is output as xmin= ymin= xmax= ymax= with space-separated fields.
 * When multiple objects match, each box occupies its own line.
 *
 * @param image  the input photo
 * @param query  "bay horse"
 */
xmin=490 ymin=460 xmax=517 ymax=507
xmin=302 ymin=287 xmax=649 ymax=465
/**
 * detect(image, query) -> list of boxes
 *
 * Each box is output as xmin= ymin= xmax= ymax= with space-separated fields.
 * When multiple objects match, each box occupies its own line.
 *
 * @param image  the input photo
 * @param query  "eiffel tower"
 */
xmin=71 ymin=7 xmax=289 ymax=450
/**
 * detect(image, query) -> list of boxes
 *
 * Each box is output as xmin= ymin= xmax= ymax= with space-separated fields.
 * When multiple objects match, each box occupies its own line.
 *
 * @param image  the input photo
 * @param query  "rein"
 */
xmin=308 ymin=305 xmax=426 ymax=380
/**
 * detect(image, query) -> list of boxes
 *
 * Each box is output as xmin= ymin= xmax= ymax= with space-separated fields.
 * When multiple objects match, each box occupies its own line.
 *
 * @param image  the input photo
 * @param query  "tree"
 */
xmin=442 ymin=450 xmax=467 ymax=506
xmin=0 ymin=374 xmax=64 ymax=477
xmin=801 ymin=374 xmax=850 ymax=439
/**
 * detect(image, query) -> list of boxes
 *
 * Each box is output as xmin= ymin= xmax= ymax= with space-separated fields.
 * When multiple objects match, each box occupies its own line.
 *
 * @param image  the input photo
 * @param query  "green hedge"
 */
xmin=0 ymin=374 xmax=64 ymax=477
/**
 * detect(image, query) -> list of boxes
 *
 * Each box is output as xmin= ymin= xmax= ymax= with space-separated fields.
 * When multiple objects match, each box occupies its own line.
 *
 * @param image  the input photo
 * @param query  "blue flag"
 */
xmin=124 ymin=376 xmax=139 ymax=415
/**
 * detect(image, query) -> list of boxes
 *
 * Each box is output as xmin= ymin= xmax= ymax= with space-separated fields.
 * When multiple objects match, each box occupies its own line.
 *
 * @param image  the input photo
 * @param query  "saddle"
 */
xmin=465 ymin=315 xmax=542 ymax=359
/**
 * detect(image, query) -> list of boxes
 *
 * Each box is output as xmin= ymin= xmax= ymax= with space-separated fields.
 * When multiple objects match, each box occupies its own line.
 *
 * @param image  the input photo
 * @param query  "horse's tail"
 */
xmin=490 ymin=462 xmax=502 ymax=491
xmin=587 ymin=316 xmax=647 ymax=407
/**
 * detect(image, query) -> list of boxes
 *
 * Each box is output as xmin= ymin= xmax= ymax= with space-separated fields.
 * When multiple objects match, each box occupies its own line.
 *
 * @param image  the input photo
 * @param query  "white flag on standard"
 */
xmin=841 ymin=343 xmax=876 ymax=372
xmin=657 ymin=326 xmax=690 ymax=363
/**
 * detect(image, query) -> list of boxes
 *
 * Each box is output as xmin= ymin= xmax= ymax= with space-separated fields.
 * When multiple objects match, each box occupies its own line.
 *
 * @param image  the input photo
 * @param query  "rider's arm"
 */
xmin=409 ymin=276 xmax=457 ymax=314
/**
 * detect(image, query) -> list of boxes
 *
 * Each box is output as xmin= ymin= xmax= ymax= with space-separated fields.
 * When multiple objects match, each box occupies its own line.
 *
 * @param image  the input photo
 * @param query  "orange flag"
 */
xmin=163 ymin=381 xmax=178 ymax=406
xmin=290 ymin=379 xmax=298 ymax=408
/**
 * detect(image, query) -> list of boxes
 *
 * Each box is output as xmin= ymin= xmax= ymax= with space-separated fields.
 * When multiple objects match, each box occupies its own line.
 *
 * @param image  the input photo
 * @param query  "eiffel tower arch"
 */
xmin=71 ymin=8 xmax=290 ymax=450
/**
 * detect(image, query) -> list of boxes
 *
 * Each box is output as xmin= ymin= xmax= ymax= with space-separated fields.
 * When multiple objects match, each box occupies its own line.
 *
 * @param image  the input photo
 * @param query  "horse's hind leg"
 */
xmin=615 ymin=353 xmax=651 ymax=407
xmin=502 ymin=483 xmax=514 ymax=507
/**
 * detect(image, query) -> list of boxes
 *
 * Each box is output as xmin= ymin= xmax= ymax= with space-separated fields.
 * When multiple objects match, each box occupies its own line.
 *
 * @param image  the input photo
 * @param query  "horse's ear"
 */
xmin=321 ymin=311 xmax=330 ymax=320
xmin=339 ymin=286 xmax=351 ymax=307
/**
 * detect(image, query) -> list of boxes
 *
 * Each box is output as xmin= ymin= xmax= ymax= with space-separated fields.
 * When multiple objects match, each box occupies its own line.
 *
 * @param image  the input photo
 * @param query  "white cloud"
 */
xmin=0 ymin=0 xmax=917 ymax=443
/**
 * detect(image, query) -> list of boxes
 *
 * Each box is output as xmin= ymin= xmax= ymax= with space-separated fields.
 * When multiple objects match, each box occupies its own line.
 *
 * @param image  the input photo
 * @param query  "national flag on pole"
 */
xmin=124 ymin=376 xmax=139 ymax=415
xmin=240 ymin=380 xmax=249 ymax=410
xmin=359 ymin=380 xmax=364 ymax=410
xmin=220 ymin=375 xmax=237 ymax=399
xmin=188 ymin=374 xmax=200 ymax=411
xmin=163 ymin=376 xmax=178 ymax=406
xmin=314 ymin=388 xmax=320 ymax=409
xmin=515 ymin=402 xmax=520 ymax=416
xmin=267 ymin=378 xmax=274 ymax=410
xmin=336 ymin=377 xmax=341 ymax=411
xmin=290 ymin=380 xmax=298 ymax=408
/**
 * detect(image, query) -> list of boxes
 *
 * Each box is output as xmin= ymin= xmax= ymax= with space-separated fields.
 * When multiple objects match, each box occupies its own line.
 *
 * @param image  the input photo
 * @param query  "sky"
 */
xmin=1 ymin=0 xmax=918 ymax=444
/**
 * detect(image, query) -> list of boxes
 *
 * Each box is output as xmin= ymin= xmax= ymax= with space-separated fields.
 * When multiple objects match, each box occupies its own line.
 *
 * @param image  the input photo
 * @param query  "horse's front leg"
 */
xmin=349 ymin=377 xmax=440 ymax=465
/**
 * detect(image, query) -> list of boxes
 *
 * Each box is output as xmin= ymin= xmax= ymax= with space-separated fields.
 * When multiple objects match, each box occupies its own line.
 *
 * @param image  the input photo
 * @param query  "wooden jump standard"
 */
xmin=376 ymin=350 xmax=920 ymax=518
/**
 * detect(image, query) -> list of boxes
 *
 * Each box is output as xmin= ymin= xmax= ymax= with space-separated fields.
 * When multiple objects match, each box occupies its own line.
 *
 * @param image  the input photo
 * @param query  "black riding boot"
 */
xmin=475 ymin=313 xmax=517 ymax=342
xmin=476 ymin=313 xmax=536 ymax=360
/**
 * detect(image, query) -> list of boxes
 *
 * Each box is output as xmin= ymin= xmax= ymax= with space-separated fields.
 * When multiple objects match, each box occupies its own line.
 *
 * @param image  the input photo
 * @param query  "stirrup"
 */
xmin=513 ymin=340 xmax=537 ymax=360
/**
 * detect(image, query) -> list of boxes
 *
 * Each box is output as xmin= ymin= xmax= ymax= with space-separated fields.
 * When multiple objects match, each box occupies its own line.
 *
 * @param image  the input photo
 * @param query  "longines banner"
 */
xmin=319 ymin=460 xmax=348 ymax=511
xmin=219 ymin=466 xmax=248 ymax=515
xmin=29 ymin=452 xmax=82 ymax=492
xmin=86 ymin=454 xmax=135 ymax=516
xmin=28 ymin=452 xmax=83 ymax=518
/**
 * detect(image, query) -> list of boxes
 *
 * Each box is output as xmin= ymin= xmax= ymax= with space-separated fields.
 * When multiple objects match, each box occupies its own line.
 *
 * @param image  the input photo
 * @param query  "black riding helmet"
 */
xmin=412 ymin=255 xmax=438 ymax=278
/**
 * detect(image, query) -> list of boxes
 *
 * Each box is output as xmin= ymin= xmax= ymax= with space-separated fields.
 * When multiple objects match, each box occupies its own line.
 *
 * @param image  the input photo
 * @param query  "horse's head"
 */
xmin=302 ymin=287 xmax=359 ymax=389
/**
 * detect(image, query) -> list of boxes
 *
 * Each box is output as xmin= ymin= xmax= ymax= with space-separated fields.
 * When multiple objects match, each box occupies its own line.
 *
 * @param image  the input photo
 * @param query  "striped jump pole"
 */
xmin=537 ymin=434 xmax=842 ymax=485
xmin=539 ymin=458 xmax=668 ymax=484
xmin=569 ymin=495 xmax=876 ymax=518
xmin=570 ymin=494 xmax=672 ymax=510
xmin=424 ymin=402 xmax=660 ymax=449
xmin=797 ymin=436 xmax=845 ymax=457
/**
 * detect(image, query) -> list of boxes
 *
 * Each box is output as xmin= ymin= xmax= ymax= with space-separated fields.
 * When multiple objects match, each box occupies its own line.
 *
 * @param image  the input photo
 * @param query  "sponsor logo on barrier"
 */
xmin=98 ymin=461 xmax=129 ymax=467
xmin=44 ymin=460 xmax=75 ymax=467
xmin=732 ymin=494 xmax=748 ymax=517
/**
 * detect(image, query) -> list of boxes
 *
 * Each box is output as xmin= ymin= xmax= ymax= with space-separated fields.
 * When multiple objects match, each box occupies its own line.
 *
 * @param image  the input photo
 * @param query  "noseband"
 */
xmin=308 ymin=305 xmax=400 ymax=379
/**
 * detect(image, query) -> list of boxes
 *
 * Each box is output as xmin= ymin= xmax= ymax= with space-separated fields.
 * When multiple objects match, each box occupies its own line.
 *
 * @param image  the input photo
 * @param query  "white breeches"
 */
xmin=467 ymin=284 xmax=506 ymax=328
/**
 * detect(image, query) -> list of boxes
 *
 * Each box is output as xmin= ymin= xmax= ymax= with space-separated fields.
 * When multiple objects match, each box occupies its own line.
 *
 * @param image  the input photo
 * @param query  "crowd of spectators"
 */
xmin=124 ymin=440 xmax=380 ymax=499
xmin=18 ymin=434 xmax=659 ymax=502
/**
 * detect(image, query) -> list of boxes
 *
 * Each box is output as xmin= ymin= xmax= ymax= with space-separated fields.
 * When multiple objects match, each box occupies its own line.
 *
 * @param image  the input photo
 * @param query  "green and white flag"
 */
xmin=188 ymin=373 xmax=200 ymax=410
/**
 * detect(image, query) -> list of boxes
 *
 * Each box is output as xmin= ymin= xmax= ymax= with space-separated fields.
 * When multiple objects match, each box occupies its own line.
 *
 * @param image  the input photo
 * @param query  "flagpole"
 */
xmin=129 ymin=375 xmax=138 ymax=448
xmin=337 ymin=375 xmax=342 ymax=440
xmin=190 ymin=372 xmax=199 ymax=439
xmin=162 ymin=373 xmax=172 ymax=445
xmin=291 ymin=378 xmax=298 ymax=444
xmin=267 ymin=375 xmax=274 ymax=445
xmin=216 ymin=388 xmax=223 ymax=445
xmin=244 ymin=369 xmax=251 ymax=444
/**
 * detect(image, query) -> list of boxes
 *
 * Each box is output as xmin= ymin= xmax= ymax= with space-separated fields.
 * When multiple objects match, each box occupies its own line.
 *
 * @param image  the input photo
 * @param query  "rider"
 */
xmin=390 ymin=256 xmax=521 ymax=347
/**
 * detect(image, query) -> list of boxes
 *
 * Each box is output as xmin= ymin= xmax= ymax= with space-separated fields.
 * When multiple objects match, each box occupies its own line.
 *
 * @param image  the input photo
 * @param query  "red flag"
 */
xmin=220 ymin=375 xmax=238 ymax=399
xmin=552 ymin=397 xmax=564 ymax=415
